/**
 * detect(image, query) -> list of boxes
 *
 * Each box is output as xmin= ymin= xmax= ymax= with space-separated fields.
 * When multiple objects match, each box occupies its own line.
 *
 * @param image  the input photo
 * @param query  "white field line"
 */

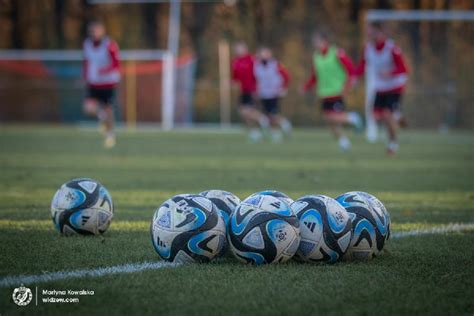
xmin=0 ymin=261 xmax=180 ymax=288
xmin=390 ymin=222 xmax=474 ymax=239
xmin=0 ymin=222 xmax=473 ymax=288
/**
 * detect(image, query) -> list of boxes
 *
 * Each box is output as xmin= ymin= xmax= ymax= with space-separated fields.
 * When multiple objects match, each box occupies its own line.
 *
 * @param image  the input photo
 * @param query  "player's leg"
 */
xmin=98 ymin=88 xmax=116 ymax=148
xmin=392 ymin=93 xmax=407 ymax=128
xmin=262 ymin=98 xmax=284 ymax=143
xmin=322 ymin=99 xmax=354 ymax=151
xmin=238 ymin=93 xmax=269 ymax=142
xmin=324 ymin=113 xmax=351 ymax=151
xmin=385 ymin=93 xmax=402 ymax=155
xmin=83 ymin=87 xmax=99 ymax=117
xmin=373 ymin=93 xmax=399 ymax=155
xmin=272 ymin=114 xmax=292 ymax=136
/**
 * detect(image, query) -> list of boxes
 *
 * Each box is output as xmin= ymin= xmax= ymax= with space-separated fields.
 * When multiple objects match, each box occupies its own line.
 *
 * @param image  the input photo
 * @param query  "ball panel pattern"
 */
xmin=151 ymin=194 xmax=226 ymax=263
xmin=293 ymin=195 xmax=352 ymax=263
xmin=51 ymin=178 xmax=113 ymax=236
xmin=336 ymin=191 xmax=390 ymax=259
xmin=228 ymin=194 xmax=300 ymax=264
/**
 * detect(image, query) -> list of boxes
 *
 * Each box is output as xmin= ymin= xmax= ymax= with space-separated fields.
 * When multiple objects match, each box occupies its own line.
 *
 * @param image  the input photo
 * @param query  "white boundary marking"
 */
xmin=390 ymin=223 xmax=474 ymax=239
xmin=0 ymin=223 xmax=472 ymax=288
xmin=0 ymin=261 xmax=179 ymax=288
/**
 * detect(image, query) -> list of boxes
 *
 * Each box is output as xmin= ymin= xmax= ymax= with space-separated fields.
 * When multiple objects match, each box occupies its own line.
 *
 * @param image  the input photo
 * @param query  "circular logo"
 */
xmin=12 ymin=285 xmax=33 ymax=306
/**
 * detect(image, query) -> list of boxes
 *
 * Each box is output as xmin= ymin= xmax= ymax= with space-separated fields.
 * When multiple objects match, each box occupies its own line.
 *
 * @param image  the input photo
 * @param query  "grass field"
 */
xmin=0 ymin=125 xmax=473 ymax=315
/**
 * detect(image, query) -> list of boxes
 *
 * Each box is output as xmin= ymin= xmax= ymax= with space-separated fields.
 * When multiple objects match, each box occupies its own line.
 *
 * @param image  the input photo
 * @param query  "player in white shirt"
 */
xmin=82 ymin=21 xmax=121 ymax=148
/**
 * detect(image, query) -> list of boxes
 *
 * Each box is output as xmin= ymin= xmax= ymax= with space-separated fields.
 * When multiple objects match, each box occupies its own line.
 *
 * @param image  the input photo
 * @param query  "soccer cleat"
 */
xmin=257 ymin=116 xmax=270 ymax=130
xmin=280 ymin=118 xmax=292 ymax=136
xmin=339 ymin=136 xmax=351 ymax=152
xmin=387 ymin=142 xmax=399 ymax=156
xmin=104 ymin=134 xmax=116 ymax=149
xmin=248 ymin=129 xmax=263 ymax=143
xmin=348 ymin=112 xmax=364 ymax=133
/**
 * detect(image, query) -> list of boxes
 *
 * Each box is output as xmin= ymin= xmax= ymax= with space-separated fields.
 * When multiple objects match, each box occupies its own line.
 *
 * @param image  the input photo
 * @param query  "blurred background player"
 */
xmin=356 ymin=22 xmax=408 ymax=155
xmin=302 ymin=31 xmax=362 ymax=152
xmin=231 ymin=41 xmax=269 ymax=142
xmin=254 ymin=47 xmax=292 ymax=142
xmin=82 ymin=21 xmax=121 ymax=148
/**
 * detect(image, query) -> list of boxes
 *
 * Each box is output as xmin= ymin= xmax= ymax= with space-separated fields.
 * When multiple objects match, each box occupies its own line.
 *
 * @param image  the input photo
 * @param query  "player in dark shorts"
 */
xmin=356 ymin=22 xmax=408 ymax=155
xmin=374 ymin=92 xmax=402 ymax=115
xmin=302 ymin=32 xmax=362 ymax=151
xmin=231 ymin=42 xmax=269 ymax=142
xmin=254 ymin=47 xmax=291 ymax=142
xmin=86 ymin=87 xmax=116 ymax=112
xmin=82 ymin=21 xmax=121 ymax=148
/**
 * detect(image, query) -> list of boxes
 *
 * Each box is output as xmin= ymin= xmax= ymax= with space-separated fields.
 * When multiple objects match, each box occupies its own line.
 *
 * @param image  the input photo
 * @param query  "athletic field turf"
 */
xmin=0 ymin=126 xmax=473 ymax=315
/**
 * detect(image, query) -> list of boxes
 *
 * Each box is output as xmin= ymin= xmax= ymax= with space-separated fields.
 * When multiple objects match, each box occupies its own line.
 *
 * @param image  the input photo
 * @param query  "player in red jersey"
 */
xmin=82 ymin=21 xmax=121 ymax=148
xmin=356 ymin=22 xmax=408 ymax=155
xmin=231 ymin=42 xmax=269 ymax=142
xmin=302 ymin=32 xmax=362 ymax=151
xmin=254 ymin=47 xmax=292 ymax=142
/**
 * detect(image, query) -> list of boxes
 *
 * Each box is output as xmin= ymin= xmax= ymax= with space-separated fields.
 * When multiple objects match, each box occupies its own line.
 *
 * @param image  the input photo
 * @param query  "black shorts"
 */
xmin=374 ymin=92 xmax=402 ymax=113
xmin=239 ymin=93 xmax=254 ymax=106
xmin=261 ymin=98 xmax=279 ymax=115
xmin=322 ymin=98 xmax=345 ymax=113
xmin=87 ymin=87 xmax=115 ymax=105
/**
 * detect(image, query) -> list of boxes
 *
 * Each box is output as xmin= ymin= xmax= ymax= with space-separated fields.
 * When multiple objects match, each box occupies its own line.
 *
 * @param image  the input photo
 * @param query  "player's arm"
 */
xmin=278 ymin=62 xmax=290 ymax=89
xmin=337 ymin=48 xmax=356 ymax=95
xmin=99 ymin=40 xmax=120 ymax=74
xmin=231 ymin=59 xmax=238 ymax=82
xmin=391 ymin=46 xmax=408 ymax=75
xmin=354 ymin=45 xmax=366 ymax=78
xmin=301 ymin=65 xmax=317 ymax=93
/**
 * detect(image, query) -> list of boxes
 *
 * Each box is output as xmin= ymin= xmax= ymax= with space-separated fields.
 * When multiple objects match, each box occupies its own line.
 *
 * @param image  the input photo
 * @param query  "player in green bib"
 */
xmin=302 ymin=32 xmax=362 ymax=151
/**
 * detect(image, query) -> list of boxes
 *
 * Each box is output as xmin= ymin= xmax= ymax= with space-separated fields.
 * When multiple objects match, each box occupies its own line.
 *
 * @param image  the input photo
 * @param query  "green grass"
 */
xmin=0 ymin=125 xmax=473 ymax=315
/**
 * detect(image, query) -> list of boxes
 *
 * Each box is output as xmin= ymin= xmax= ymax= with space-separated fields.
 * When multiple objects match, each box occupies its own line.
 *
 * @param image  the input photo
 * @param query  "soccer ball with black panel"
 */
xmin=200 ymin=190 xmax=241 ymax=226
xmin=200 ymin=190 xmax=241 ymax=256
xmin=51 ymin=178 xmax=113 ymax=235
xmin=228 ymin=194 xmax=300 ymax=264
xmin=293 ymin=195 xmax=352 ymax=263
xmin=151 ymin=194 xmax=226 ymax=263
xmin=336 ymin=191 xmax=390 ymax=260
xmin=244 ymin=190 xmax=294 ymax=208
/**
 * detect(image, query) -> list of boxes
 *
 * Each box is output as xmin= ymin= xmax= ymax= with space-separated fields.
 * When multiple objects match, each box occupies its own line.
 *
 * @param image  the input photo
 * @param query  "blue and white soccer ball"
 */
xmin=51 ymin=178 xmax=113 ymax=235
xmin=200 ymin=190 xmax=241 ymax=226
xmin=336 ymin=191 xmax=391 ymax=260
xmin=228 ymin=194 xmax=300 ymax=264
xmin=244 ymin=190 xmax=294 ymax=209
xmin=200 ymin=190 xmax=241 ymax=256
xmin=151 ymin=194 xmax=226 ymax=263
xmin=292 ymin=195 xmax=352 ymax=263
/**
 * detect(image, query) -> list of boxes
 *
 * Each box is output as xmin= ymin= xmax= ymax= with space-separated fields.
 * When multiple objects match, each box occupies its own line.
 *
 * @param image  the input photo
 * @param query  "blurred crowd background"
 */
xmin=0 ymin=0 xmax=473 ymax=128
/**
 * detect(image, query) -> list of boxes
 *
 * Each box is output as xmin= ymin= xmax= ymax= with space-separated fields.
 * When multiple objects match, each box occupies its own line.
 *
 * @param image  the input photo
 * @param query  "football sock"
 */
xmin=338 ymin=136 xmax=351 ymax=151
xmin=387 ymin=141 xmax=399 ymax=152
xmin=257 ymin=116 xmax=270 ymax=130
xmin=347 ymin=112 xmax=363 ymax=130
xmin=279 ymin=118 xmax=292 ymax=135
xmin=248 ymin=129 xmax=263 ymax=142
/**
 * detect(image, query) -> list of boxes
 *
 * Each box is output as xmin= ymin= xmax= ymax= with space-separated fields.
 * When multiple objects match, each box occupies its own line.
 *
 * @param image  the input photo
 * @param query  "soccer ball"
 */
xmin=151 ymin=194 xmax=226 ymax=263
xmin=51 ymin=178 xmax=113 ymax=235
xmin=200 ymin=190 xmax=241 ymax=225
xmin=292 ymin=195 xmax=352 ymax=263
xmin=336 ymin=191 xmax=390 ymax=260
xmin=228 ymin=194 xmax=300 ymax=264
xmin=200 ymin=190 xmax=241 ymax=256
xmin=244 ymin=190 xmax=294 ymax=207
